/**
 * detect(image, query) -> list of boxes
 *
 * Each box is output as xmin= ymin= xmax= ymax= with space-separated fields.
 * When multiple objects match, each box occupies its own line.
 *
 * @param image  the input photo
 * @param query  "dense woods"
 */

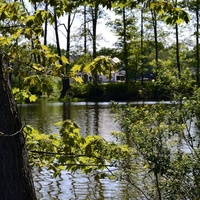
xmin=0 ymin=0 xmax=200 ymax=199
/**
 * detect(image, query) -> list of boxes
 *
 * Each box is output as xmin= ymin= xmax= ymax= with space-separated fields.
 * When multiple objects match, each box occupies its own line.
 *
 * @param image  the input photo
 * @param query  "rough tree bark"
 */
xmin=0 ymin=52 xmax=36 ymax=199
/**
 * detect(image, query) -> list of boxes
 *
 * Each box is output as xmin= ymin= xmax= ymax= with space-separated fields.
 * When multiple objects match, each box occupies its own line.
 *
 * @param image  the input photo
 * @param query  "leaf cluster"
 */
xmin=112 ymin=91 xmax=200 ymax=199
xmin=24 ymin=87 xmax=200 ymax=199
xmin=26 ymin=119 xmax=132 ymax=178
xmin=70 ymin=56 xmax=118 ymax=83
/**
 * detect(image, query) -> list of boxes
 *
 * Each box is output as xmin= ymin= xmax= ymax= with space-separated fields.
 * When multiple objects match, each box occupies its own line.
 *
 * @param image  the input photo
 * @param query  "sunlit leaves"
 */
xmin=25 ymin=119 xmax=132 ymax=177
xmin=0 ymin=2 xmax=49 ymax=38
xmin=16 ymin=74 xmax=55 ymax=100
xmin=73 ymin=76 xmax=84 ymax=83
xmin=25 ymin=125 xmax=62 ymax=168
xmin=61 ymin=55 xmax=69 ymax=65
xmin=0 ymin=0 xmax=70 ymax=97
xmin=29 ymin=94 xmax=38 ymax=102
xmin=0 ymin=37 xmax=12 ymax=45
xmin=24 ymin=75 xmax=39 ymax=86
xmin=12 ymin=88 xmax=38 ymax=103
xmin=70 ymin=64 xmax=82 ymax=74
xmin=85 ymin=0 xmax=189 ymax=24
xmin=164 ymin=10 xmax=190 ymax=25
xmin=32 ymin=64 xmax=43 ymax=72
xmin=0 ymin=2 xmax=22 ymax=21
xmin=70 ymin=56 xmax=118 ymax=84
xmin=86 ymin=56 xmax=117 ymax=77
xmin=112 ymin=91 xmax=200 ymax=198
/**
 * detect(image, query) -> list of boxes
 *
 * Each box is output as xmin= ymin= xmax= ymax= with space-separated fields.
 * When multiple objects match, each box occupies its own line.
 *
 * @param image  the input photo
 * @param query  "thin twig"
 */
xmin=0 ymin=124 xmax=26 ymax=137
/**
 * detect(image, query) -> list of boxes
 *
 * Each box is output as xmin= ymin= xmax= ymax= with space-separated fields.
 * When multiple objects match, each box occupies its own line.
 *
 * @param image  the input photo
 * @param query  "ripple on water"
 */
xmin=33 ymin=167 xmax=130 ymax=200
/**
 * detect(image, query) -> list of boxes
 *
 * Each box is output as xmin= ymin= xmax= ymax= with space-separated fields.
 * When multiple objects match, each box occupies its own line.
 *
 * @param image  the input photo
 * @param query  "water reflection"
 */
xmin=18 ymin=101 xmax=119 ymax=141
xmin=33 ymin=167 xmax=130 ymax=200
xmin=18 ymin=101 xmax=125 ymax=199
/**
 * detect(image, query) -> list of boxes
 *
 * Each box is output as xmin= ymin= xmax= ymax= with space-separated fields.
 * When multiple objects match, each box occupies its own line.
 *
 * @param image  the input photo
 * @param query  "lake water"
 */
xmin=18 ymin=101 xmax=134 ymax=200
xmin=18 ymin=100 xmax=198 ymax=199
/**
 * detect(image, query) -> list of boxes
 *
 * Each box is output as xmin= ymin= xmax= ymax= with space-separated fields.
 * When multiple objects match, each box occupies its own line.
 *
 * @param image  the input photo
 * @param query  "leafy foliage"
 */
xmin=24 ymin=82 xmax=200 ymax=199
xmin=70 ymin=56 xmax=118 ymax=84
xmin=111 ymin=91 xmax=200 ymax=199
xmin=0 ymin=1 xmax=70 ymax=101
xmin=25 ymin=120 xmax=132 ymax=178
xmin=23 ymin=92 xmax=199 ymax=199
xmin=0 ymin=0 xmax=199 ymax=199
xmin=13 ymin=88 xmax=38 ymax=103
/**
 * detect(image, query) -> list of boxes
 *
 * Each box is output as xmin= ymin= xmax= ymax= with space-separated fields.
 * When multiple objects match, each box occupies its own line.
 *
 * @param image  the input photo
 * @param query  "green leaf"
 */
xmin=73 ymin=76 xmax=83 ymax=83
xmin=12 ymin=87 xmax=20 ymax=94
xmin=29 ymin=94 xmax=37 ymax=102
xmin=71 ymin=65 xmax=82 ymax=74
xmin=176 ymin=18 xmax=184 ymax=25
xmin=41 ymin=45 xmax=49 ymax=51
xmin=61 ymin=55 xmax=69 ymax=65
xmin=32 ymin=64 xmax=43 ymax=71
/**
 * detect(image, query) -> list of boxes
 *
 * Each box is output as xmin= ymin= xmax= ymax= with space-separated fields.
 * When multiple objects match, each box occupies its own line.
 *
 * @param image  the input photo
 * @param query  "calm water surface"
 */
xmin=18 ymin=101 xmax=134 ymax=200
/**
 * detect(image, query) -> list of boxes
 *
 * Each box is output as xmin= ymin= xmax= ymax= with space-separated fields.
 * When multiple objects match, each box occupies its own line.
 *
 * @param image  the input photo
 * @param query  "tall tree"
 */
xmin=108 ymin=6 xmax=138 ymax=82
xmin=175 ymin=22 xmax=181 ymax=78
xmin=173 ymin=0 xmax=181 ymax=78
xmin=85 ymin=3 xmax=104 ymax=84
xmin=44 ymin=1 xmax=49 ymax=46
xmin=54 ymin=11 xmax=62 ymax=62
xmin=196 ymin=0 xmax=200 ymax=86
xmin=150 ymin=3 xmax=159 ymax=80
xmin=141 ymin=1 xmax=145 ymax=83
xmin=53 ymin=10 xmax=70 ymax=98
xmin=83 ymin=5 xmax=87 ymax=54
xmin=52 ymin=0 xmax=78 ymax=98
xmin=122 ymin=6 xmax=129 ymax=82
xmin=187 ymin=0 xmax=200 ymax=85
xmin=195 ymin=0 xmax=200 ymax=86
xmin=90 ymin=3 xmax=99 ymax=59
xmin=0 ymin=52 xmax=37 ymax=200
xmin=59 ymin=11 xmax=76 ymax=98
xmin=0 ymin=2 xmax=38 ymax=198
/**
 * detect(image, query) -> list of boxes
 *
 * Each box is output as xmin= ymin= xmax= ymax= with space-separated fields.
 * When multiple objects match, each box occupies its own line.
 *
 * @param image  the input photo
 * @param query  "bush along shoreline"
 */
xmin=64 ymin=81 xmax=183 ymax=102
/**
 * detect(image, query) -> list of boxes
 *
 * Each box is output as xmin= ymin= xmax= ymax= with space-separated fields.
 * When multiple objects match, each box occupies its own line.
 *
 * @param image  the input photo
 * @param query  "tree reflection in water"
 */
xmin=19 ymin=101 xmax=125 ymax=199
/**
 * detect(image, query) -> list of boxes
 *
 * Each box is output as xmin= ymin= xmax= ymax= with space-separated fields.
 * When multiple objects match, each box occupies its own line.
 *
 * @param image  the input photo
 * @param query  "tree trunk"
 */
xmin=196 ymin=0 xmax=199 ymax=86
xmin=141 ymin=3 xmax=144 ymax=84
xmin=92 ymin=4 xmax=98 ymax=59
xmin=84 ymin=5 xmax=87 ymax=54
xmin=0 ymin=53 xmax=36 ymax=199
xmin=151 ymin=8 xmax=158 ymax=80
xmin=54 ymin=12 xmax=62 ymax=63
xmin=122 ymin=7 xmax=129 ymax=83
xmin=60 ymin=77 xmax=70 ymax=99
xmin=91 ymin=4 xmax=98 ymax=85
xmin=54 ymin=11 xmax=70 ymax=98
xmin=44 ymin=2 xmax=49 ymax=46
xmin=175 ymin=23 xmax=181 ymax=78
xmin=66 ymin=13 xmax=71 ymax=60
xmin=172 ymin=0 xmax=181 ymax=78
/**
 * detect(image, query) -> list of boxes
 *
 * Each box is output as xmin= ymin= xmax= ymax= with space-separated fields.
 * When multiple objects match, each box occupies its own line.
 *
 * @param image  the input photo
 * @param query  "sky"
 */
xmin=46 ymin=6 xmax=196 ymax=53
xmin=47 ymin=9 xmax=118 ymax=51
